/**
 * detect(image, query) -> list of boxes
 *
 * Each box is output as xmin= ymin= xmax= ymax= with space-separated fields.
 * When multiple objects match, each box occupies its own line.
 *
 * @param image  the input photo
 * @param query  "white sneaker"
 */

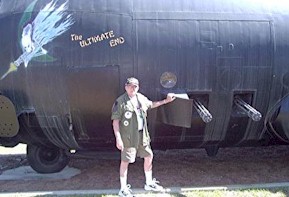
xmin=118 ymin=184 xmax=135 ymax=197
xmin=144 ymin=178 xmax=165 ymax=192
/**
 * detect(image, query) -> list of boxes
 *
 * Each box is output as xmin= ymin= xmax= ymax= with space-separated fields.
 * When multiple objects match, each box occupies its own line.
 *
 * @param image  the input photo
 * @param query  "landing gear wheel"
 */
xmin=205 ymin=145 xmax=219 ymax=157
xmin=27 ymin=144 xmax=69 ymax=173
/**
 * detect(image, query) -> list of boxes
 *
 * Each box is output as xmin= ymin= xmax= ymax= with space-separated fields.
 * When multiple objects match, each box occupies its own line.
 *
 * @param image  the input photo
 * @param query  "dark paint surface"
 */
xmin=0 ymin=0 xmax=289 ymax=151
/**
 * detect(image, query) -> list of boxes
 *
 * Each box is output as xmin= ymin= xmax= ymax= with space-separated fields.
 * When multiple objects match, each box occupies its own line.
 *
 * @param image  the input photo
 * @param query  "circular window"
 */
xmin=160 ymin=72 xmax=177 ymax=88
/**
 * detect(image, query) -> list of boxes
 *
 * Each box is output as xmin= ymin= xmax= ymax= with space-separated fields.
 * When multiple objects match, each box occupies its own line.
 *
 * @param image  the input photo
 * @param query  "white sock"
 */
xmin=145 ymin=170 xmax=153 ymax=185
xmin=120 ymin=176 xmax=127 ymax=190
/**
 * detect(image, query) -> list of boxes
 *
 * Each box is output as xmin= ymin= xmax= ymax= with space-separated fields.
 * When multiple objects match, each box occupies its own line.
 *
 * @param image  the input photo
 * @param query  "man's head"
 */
xmin=125 ymin=77 xmax=139 ymax=97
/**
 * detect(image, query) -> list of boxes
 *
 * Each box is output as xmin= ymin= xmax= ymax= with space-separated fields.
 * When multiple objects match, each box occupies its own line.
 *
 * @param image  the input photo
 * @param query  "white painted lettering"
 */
xmin=71 ymin=34 xmax=82 ymax=41
xmin=110 ymin=37 xmax=125 ymax=47
xmin=73 ymin=30 xmax=124 ymax=48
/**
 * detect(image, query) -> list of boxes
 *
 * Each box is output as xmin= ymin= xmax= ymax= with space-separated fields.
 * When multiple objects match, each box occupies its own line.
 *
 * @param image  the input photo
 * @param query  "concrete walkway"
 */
xmin=0 ymin=166 xmax=80 ymax=181
xmin=1 ymin=182 xmax=289 ymax=197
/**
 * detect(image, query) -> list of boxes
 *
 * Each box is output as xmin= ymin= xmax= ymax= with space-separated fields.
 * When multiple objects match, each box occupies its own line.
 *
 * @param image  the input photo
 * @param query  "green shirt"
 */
xmin=111 ymin=92 xmax=153 ymax=148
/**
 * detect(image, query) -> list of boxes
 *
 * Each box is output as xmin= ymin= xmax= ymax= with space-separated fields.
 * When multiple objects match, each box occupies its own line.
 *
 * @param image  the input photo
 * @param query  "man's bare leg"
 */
xmin=120 ymin=161 xmax=129 ymax=189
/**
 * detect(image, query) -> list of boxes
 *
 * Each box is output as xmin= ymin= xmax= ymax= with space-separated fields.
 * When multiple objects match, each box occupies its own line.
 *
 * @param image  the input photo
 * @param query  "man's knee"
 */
xmin=144 ymin=154 xmax=153 ymax=162
xmin=120 ymin=160 xmax=130 ymax=167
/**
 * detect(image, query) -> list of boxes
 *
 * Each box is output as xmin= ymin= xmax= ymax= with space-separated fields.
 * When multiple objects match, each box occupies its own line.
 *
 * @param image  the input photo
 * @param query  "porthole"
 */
xmin=160 ymin=72 xmax=177 ymax=88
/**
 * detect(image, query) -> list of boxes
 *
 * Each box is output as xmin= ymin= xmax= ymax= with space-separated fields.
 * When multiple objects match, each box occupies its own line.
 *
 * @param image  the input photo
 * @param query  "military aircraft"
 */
xmin=1 ymin=0 xmax=289 ymax=173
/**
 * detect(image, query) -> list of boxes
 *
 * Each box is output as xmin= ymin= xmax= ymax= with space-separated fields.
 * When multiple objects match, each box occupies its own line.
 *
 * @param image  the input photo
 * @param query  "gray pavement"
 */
xmin=0 ymin=166 xmax=80 ymax=181
xmin=1 ymin=144 xmax=289 ymax=196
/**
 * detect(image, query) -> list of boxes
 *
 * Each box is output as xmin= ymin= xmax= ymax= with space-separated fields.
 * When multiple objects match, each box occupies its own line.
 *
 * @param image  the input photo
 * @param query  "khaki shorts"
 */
xmin=121 ymin=133 xmax=153 ymax=163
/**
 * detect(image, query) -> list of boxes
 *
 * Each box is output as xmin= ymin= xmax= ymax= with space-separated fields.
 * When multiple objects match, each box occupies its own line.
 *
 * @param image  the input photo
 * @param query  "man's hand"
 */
xmin=116 ymin=136 xmax=124 ymax=151
xmin=165 ymin=93 xmax=176 ymax=103
xmin=151 ymin=93 xmax=176 ymax=108
xmin=113 ymin=119 xmax=123 ymax=151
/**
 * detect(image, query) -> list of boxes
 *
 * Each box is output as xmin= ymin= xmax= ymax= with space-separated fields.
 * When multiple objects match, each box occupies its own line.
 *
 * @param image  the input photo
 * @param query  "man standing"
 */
xmin=111 ymin=77 xmax=175 ymax=197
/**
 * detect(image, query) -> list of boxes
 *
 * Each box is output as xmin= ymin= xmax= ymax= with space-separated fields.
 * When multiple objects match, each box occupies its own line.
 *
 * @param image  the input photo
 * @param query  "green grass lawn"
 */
xmin=32 ymin=187 xmax=289 ymax=197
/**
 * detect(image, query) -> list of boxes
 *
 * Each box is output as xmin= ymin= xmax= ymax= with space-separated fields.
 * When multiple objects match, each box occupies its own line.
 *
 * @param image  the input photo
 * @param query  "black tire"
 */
xmin=27 ymin=144 xmax=69 ymax=174
xmin=205 ymin=145 xmax=219 ymax=157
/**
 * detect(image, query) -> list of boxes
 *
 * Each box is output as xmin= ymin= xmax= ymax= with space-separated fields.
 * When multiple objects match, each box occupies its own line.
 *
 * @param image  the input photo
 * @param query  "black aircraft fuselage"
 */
xmin=1 ymin=0 xmax=289 ymax=173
